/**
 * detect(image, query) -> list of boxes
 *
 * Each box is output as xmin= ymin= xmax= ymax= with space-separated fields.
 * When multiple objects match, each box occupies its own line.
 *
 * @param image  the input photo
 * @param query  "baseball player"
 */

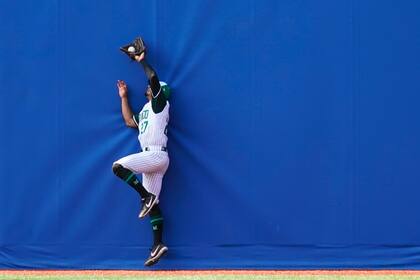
xmin=112 ymin=38 xmax=170 ymax=266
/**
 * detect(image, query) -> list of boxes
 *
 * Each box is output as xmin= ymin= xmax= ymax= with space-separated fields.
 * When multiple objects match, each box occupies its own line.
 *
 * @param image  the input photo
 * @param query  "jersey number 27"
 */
xmin=140 ymin=121 xmax=148 ymax=134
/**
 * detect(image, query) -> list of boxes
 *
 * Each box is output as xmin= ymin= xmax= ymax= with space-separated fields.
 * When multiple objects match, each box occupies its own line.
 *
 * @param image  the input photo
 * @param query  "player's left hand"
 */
xmin=120 ymin=37 xmax=146 ymax=61
xmin=134 ymin=52 xmax=145 ymax=62
xmin=117 ymin=80 xmax=128 ymax=98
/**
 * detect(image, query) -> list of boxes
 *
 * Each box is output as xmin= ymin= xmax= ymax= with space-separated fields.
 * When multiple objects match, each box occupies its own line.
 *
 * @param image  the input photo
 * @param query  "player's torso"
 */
xmin=137 ymin=101 xmax=170 ymax=148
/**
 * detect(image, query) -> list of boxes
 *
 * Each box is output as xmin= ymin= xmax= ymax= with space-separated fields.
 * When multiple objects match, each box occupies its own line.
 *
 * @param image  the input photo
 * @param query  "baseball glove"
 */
xmin=120 ymin=37 xmax=146 ymax=60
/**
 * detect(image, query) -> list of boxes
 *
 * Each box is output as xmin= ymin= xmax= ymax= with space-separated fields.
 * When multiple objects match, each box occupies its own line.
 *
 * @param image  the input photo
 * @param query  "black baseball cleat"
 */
xmin=138 ymin=194 xmax=157 ymax=218
xmin=144 ymin=243 xmax=168 ymax=266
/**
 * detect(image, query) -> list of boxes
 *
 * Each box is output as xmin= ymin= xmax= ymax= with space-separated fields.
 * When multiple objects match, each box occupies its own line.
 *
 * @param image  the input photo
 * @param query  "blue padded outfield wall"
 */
xmin=1 ymin=0 xmax=420 ymax=269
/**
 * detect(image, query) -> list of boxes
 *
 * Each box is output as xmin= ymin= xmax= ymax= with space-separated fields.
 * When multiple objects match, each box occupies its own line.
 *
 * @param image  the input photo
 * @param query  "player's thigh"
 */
xmin=136 ymin=151 xmax=169 ymax=173
xmin=113 ymin=152 xmax=152 ymax=174
xmin=114 ymin=152 xmax=168 ymax=174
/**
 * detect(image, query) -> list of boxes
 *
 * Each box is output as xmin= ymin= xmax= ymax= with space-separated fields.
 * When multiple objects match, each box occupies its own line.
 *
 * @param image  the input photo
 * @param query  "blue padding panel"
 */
xmin=1 ymin=0 xmax=419 ymax=269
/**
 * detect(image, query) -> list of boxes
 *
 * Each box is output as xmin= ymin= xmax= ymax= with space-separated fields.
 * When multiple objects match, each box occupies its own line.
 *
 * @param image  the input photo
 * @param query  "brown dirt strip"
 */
xmin=1 ymin=270 xmax=420 ymax=276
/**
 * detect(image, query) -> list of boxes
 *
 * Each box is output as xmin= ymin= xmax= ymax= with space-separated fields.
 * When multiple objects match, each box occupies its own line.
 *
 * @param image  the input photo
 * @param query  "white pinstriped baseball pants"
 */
xmin=114 ymin=150 xmax=169 ymax=200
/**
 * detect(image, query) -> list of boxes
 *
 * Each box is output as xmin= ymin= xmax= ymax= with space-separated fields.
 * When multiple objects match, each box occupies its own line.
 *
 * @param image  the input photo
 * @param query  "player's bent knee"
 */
xmin=112 ymin=163 xmax=123 ymax=175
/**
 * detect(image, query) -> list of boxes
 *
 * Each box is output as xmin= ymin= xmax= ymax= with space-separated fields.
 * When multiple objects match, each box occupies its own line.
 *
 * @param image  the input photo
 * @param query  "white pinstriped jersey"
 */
xmin=134 ymin=101 xmax=170 ymax=149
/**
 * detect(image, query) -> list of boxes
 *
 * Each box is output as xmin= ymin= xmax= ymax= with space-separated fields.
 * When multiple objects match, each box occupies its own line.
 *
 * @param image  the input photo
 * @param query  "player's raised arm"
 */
xmin=135 ymin=53 xmax=167 ymax=114
xmin=117 ymin=80 xmax=138 ymax=128
xmin=135 ymin=53 xmax=160 ymax=95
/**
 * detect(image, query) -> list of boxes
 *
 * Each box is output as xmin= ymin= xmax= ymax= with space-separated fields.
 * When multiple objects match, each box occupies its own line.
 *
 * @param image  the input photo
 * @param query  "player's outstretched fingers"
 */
xmin=117 ymin=80 xmax=126 ymax=89
xmin=117 ymin=80 xmax=128 ymax=98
